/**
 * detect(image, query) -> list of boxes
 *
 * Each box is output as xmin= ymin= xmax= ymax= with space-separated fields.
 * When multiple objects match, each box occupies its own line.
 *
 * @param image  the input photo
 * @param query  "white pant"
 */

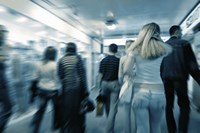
xmin=132 ymin=84 xmax=165 ymax=133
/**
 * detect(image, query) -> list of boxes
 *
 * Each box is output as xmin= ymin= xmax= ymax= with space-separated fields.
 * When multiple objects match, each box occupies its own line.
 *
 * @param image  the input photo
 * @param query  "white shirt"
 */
xmin=35 ymin=61 xmax=61 ymax=91
xmin=134 ymin=53 xmax=165 ymax=84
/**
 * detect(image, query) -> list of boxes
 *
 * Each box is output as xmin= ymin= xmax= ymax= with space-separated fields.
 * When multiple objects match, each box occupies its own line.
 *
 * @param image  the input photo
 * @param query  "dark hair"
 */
xmin=43 ymin=46 xmax=57 ymax=63
xmin=126 ymin=40 xmax=134 ymax=44
xmin=109 ymin=43 xmax=118 ymax=53
xmin=66 ymin=42 xmax=77 ymax=53
xmin=169 ymin=25 xmax=181 ymax=36
xmin=0 ymin=25 xmax=8 ymax=32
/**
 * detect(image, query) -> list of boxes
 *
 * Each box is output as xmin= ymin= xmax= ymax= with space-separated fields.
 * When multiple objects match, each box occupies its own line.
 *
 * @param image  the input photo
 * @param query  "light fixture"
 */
xmin=16 ymin=16 xmax=28 ymax=23
xmin=0 ymin=6 xmax=6 ymax=13
xmin=31 ymin=23 xmax=42 ymax=28
xmin=105 ymin=19 xmax=117 ymax=30
xmin=35 ymin=31 xmax=47 ymax=36
xmin=106 ymin=24 xmax=116 ymax=30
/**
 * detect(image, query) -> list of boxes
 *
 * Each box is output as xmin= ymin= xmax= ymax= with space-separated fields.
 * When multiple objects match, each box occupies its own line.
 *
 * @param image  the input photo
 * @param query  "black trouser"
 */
xmin=31 ymin=89 xmax=59 ymax=133
xmin=60 ymin=89 xmax=85 ymax=133
xmin=0 ymin=88 xmax=12 ymax=133
xmin=163 ymin=80 xmax=190 ymax=133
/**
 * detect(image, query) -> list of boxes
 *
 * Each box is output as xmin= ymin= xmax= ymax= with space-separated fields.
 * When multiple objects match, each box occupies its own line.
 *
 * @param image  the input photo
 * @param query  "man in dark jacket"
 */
xmin=161 ymin=25 xmax=200 ymax=133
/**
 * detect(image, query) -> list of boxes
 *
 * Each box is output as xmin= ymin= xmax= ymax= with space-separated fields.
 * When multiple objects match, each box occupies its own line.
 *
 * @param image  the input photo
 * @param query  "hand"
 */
xmin=57 ymin=89 xmax=62 ymax=96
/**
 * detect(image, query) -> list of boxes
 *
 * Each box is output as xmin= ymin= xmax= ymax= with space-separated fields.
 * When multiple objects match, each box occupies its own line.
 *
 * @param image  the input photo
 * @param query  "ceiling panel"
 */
xmin=32 ymin=0 xmax=199 ymax=39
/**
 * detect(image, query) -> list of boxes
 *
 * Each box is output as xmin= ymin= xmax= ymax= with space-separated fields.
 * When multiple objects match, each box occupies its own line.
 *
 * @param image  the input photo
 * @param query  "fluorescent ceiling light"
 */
xmin=16 ymin=17 xmax=28 ymax=23
xmin=0 ymin=6 xmax=6 ymax=13
xmin=35 ymin=31 xmax=47 ymax=36
xmin=57 ymin=33 xmax=66 ymax=38
xmin=31 ymin=23 xmax=42 ymax=27
xmin=106 ymin=24 xmax=116 ymax=30
xmin=105 ymin=19 xmax=117 ymax=30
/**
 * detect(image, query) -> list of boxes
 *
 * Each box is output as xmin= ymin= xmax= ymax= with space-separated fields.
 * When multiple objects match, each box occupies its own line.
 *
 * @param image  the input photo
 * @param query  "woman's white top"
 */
xmin=133 ymin=52 xmax=165 ymax=84
xmin=35 ymin=61 xmax=61 ymax=91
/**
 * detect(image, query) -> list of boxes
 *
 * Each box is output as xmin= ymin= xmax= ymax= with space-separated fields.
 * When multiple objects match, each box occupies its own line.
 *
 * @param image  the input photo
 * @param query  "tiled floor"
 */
xmin=5 ymin=89 xmax=200 ymax=133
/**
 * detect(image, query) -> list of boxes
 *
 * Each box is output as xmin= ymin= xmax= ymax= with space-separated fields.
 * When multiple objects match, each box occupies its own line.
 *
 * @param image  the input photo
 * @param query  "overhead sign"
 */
xmin=181 ymin=3 xmax=200 ymax=35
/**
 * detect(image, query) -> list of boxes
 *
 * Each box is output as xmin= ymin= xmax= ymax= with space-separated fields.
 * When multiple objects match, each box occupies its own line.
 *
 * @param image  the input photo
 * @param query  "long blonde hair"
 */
xmin=127 ymin=22 xmax=168 ymax=59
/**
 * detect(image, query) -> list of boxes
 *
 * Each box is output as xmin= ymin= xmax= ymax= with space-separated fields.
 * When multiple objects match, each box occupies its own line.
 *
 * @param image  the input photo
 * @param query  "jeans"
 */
xmin=132 ymin=84 xmax=165 ymax=133
xmin=123 ymin=103 xmax=131 ymax=133
xmin=31 ymin=89 xmax=59 ymax=133
xmin=163 ymin=80 xmax=190 ymax=133
xmin=121 ymin=82 xmax=135 ymax=133
xmin=101 ymin=80 xmax=120 ymax=133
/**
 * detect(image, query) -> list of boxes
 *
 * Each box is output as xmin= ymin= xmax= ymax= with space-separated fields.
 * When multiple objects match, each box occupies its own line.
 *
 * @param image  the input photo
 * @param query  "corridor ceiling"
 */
xmin=31 ymin=0 xmax=199 ymax=39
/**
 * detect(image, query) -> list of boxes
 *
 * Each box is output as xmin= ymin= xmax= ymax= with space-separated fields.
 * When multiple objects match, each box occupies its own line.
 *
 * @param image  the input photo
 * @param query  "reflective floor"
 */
xmin=4 ymin=89 xmax=200 ymax=133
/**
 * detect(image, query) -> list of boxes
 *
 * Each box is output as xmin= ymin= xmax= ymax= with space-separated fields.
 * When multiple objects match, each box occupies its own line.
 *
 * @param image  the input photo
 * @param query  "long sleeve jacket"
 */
xmin=161 ymin=36 xmax=200 ymax=84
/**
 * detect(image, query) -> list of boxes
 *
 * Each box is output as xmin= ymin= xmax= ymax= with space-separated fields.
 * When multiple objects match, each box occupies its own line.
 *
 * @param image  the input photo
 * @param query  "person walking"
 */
xmin=31 ymin=46 xmax=61 ymax=133
xmin=160 ymin=25 xmax=200 ymax=133
xmin=0 ymin=24 xmax=12 ymax=133
xmin=58 ymin=42 xmax=94 ymax=133
xmin=98 ymin=43 xmax=120 ymax=133
xmin=118 ymin=40 xmax=135 ymax=133
xmin=124 ymin=22 xmax=171 ymax=133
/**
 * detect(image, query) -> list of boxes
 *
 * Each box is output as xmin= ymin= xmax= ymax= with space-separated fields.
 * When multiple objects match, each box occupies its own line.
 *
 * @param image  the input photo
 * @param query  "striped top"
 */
xmin=58 ymin=54 xmax=89 ymax=97
xmin=99 ymin=55 xmax=120 ymax=81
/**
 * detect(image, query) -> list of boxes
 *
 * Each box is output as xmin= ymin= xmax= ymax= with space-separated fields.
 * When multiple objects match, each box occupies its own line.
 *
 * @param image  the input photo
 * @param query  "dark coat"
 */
xmin=58 ymin=54 xmax=94 ymax=133
xmin=161 ymin=36 xmax=200 ymax=84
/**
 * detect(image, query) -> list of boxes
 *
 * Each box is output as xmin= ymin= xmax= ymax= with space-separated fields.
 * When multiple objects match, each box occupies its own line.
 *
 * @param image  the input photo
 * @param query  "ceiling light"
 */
xmin=57 ymin=33 xmax=66 ymax=38
xmin=31 ymin=23 xmax=42 ymax=27
xmin=106 ymin=24 xmax=116 ymax=30
xmin=16 ymin=17 xmax=28 ymax=23
xmin=105 ymin=19 xmax=117 ymax=30
xmin=35 ymin=31 xmax=47 ymax=36
xmin=0 ymin=6 xmax=6 ymax=13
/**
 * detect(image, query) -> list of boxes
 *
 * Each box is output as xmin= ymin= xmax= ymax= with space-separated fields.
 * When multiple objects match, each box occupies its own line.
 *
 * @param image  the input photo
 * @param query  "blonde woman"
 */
xmin=124 ymin=22 xmax=171 ymax=133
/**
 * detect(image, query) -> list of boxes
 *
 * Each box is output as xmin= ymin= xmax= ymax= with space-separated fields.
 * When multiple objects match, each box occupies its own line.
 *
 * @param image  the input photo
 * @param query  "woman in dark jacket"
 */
xmin=58 ymin=42 xmax=94 ymax=133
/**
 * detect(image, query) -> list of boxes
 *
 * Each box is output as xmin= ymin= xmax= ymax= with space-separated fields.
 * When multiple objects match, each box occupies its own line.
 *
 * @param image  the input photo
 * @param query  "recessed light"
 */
xmin=16 ymin=17 xmax=28 ymax=23
xmin=0 ymin=6 xmax=6 ymax=13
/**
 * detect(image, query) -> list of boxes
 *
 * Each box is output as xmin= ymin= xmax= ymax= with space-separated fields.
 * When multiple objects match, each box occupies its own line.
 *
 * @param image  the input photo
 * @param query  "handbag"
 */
xmin=96 ymin=101 xmax=104 ymax=116
xmin=79 ymin=97 xmax=95 ymax=114
xmin=119 ymin=80 xmax=133 ymax=103
xmin=95 ymin=94 xmax=107 ymax=116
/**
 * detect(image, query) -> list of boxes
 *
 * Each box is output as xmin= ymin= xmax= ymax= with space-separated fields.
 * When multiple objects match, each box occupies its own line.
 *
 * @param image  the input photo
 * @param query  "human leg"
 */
xmin=51 ymin=92 xmax=61 ymax=130
xmin=123 ymin=102 xmax=131 ymax=133
xmin=149 ymin=93 xmax=165 ymax=133
xmin=106 ymin=91 xmax=119 ymax=133
xmin=101 ymin=81 xmax=110 ymax=117
xmin=31 ymin=96 xmax=48 ymax=133
xmin=132 ymin=91 xmax=150 ymax=133
xmin=174 ymin=81 xmax=190 ymax=133
xmin=0 ymin=89 xmax=12 ymax=133
xmin=163 ymin=80 xmax=176 ymax=133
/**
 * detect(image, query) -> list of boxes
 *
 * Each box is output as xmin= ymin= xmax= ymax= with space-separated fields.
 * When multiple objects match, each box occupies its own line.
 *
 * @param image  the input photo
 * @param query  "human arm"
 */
xmin=185 ymin=44 xmax=200 ymax=85
xmin=118 ymin=57 xmax=124 ymax=85
xmin=77 ymin=56 xmax=95 ymax=113
xmin=77 ymin=56 xmax=89 ymax=99
xmin=97 ymin=73 xmax=103 ymax=90
xmin=57 ymin=59 xmax=65 ymax=81
xmin=29 ymin=62 xmax=39 ymax=103
xmin=123 ymin=52 xmax=136 ymax=78
xmin=96 ymin=59 xmax=104 ymax=91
